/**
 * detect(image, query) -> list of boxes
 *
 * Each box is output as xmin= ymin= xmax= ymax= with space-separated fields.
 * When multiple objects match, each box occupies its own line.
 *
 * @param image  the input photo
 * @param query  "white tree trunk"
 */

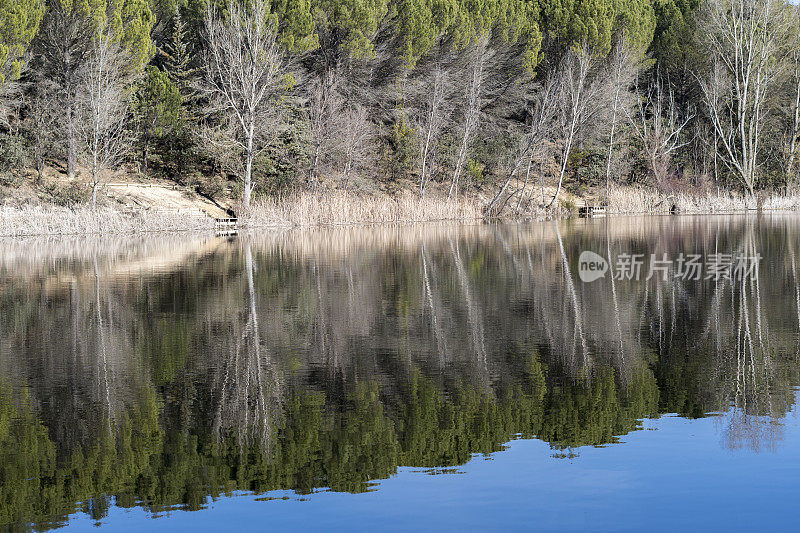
xmin=449 ymin=37 xmax=487 ymax=199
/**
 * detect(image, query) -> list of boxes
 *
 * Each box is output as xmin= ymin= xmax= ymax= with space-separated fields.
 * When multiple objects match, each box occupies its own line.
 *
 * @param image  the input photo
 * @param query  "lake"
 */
xmin=1 ymin=214 xmax=799 ymax=531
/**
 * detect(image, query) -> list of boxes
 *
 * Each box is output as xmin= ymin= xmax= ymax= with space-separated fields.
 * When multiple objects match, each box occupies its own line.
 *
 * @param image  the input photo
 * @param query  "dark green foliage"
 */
xmin=0 ymin=132 xmax=29 ymax=171
xmin=253 ymin=114 xmax=312 ymax=196
xmin=568 ymin=148 xmax=606 ymax=188
xmin=44 ymin=180 xmax=92 ymax=205
xmin=470 ymin=133 xmax=515 ymax=184
xmin=132 ymin=66 xmax=183 ymax=173
xmin=159 ymin=128 xmax=198 ymax=181
xmin=385 ymin=118 xmax=417 ymax=180
xmin=0 ymin=0 xmax=44 ymax=85
xmin=649 ymin=0 xmax=699 ymax=74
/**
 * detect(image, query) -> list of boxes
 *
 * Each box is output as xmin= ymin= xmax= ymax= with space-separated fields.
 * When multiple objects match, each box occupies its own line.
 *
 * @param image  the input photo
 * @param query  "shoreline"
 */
xmin=1 ymin=187 xmax=800 ymax=237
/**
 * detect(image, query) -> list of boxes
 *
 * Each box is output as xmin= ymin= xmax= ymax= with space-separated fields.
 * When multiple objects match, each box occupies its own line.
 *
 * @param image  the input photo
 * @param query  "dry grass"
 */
xmin=762 ymin=194 xmax=800 ymax=210
xmin=0 ymin=205 xmax=215 ymax=237
xmin=605 ymin=187 xmax=670 ymax=214
xmin=4 ymin=184 xmax=800 ymax=238
xmin=241 ymin=190 xmax=485 ymax=228
xmin=606 ymin=186 xmax=800 ymax=215
xmin=672 ymin=191 xmax=760 ymax=212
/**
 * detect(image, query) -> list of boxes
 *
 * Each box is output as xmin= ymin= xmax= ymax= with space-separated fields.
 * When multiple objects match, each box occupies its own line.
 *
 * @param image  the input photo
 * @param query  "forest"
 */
xmin=0 ymin=0 xmax=799 ymax=214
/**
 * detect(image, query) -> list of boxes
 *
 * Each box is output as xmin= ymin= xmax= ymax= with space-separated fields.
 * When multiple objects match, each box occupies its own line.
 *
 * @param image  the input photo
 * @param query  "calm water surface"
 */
xmin=1 ymin=215 xmax=799 ymax=531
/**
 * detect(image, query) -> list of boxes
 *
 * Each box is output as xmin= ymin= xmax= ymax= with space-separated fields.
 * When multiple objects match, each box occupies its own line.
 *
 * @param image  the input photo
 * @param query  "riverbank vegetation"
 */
xmin=1 ymin=0 xmax=800 ymax=222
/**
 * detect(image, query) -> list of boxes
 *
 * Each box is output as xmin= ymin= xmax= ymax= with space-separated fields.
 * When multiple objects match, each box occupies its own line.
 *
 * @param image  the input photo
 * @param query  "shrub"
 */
xmin=0 ymin=133 xmax=30 ymax=171
xmin=470 ymin=133 xmax=513 ymax=181
xmin=195 ymin=173 xmax=227 ymax=200
xmin=466 ymin=158 xmax=485 ymax=183
xmin=44 ymin=181 xmax=91 ymax=206
xmin=568 ymin=148 xmax=605 ymax=187
xmin=385 ymin=118 xmax=417 ymax=180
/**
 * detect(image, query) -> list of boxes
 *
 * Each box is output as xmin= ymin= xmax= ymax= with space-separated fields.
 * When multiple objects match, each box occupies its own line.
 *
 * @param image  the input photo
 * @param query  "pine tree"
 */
xmin=539 ymin=0 xmax=616 ymax=58
xmin=162 ymin=6 xmax=198 ymax=114
xmin=0 ymin=0 xmax=44 ymax=86
xmin=33 ymin=0 xmax=156 ymax=178
xmin=613 ymin=0 xmax=656 ymax=53
xmin=132 ymin=65 xmax=182 ymax=173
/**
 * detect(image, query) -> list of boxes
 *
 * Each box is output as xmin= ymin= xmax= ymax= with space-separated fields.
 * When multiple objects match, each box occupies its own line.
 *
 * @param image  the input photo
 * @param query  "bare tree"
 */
xmin=414 ymin=66 xmax=452 ymax=196
xmin=547 ymin=44 xmax=604 ymax=208
xmin=0 ymin=78 xmax=22 ymax=128
xmin=340 ymin=103 xmax=374 ymax=186
xmin=487 ymin=76 xmax=558 ymax=215
xmin=699 ymin=0 xmax=791 ymax=194
xmin=25 ymin=79 xmax=60 ymax=182
xmin=308 ymin=72 xmax=341 ymax=188
xmin=628 ymin=75 xmax=694 ymax=186
xmin=524 ymin=78 xmax=561 ymax=210
xmin=785 ymin=7 xmax=800 ymax=189
xmin=450 ymin=35 xmax=489 ymax=198
xmin=0 ymin=77 xmax=23 ymax=134
xmin=201 ymin=0 xmax=288 ymax=208
xmin=603 ymin=36 xmax=641 ymax=196
xmin=307 ymin=75 xmax=374 ymax=188
xmin=76 ymin=26 xmax=132 ymax=207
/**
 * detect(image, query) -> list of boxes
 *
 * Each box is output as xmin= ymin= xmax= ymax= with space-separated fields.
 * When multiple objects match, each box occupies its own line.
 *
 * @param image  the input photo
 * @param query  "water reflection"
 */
xmin=0 ymin=215 xmax=798 ymax=529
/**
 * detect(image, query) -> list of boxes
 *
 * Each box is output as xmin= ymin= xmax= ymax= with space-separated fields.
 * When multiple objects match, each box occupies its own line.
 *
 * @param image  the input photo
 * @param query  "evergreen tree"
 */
xmin=162 ymin=6 xmax=197 ymax=95
xmin=0 ymin=0 xmax=44 ymax=86
xmin=539 ymin=0 xmax=616 ymax=58
xmin=613 ymin=0 xmax=656 ymax=53
xmin=162 ymin=4 xmax=201 ymax=125
xmin=33 ymin=0 xmax=156 ymax=178
xmin=132 ymin=65 xmax=182 ymax=173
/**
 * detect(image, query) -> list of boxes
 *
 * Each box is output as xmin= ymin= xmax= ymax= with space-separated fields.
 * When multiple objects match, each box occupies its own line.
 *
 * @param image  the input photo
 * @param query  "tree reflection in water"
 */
xmin=0 ymin=215 xmax=798 ymax=529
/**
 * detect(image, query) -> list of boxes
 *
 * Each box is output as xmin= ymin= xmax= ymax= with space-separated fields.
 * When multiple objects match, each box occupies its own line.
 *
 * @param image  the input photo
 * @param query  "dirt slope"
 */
xmin=98 ymin=182 xmax=232 ymax=218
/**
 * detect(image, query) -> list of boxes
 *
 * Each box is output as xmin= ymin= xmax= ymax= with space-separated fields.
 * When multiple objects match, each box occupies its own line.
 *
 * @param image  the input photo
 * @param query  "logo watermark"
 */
xmin=578 ymin=252 xmax=761 ymax=282
xmin=578 ymin=251 xmax=609 ymax=282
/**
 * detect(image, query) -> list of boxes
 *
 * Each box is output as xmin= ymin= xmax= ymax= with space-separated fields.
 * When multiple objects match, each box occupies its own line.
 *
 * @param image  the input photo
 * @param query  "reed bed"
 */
xmin=605 ymin=187 xmax=670 ymax=214
xmin=3 ymin=186 xmax=800 ymax=238
xmin=241 ymin=190 xmax=484 ymax=228
xmin=606 ymin=187 xmax=800 ymax=215
xmin=762 ymin=194 xmax=800 ymax=211
xmin=0 ymin=205 xmax=215 ymax=237
xmin=673 ymin=192 xmax=755 ymax=212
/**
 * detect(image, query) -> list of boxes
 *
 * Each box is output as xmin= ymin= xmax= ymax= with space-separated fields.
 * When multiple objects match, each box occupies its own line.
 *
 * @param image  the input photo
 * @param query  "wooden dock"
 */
xmin=215 ymin=218 xmax=238 ymax=235
xmin=576 ymin=199 xmax=606 ymax=217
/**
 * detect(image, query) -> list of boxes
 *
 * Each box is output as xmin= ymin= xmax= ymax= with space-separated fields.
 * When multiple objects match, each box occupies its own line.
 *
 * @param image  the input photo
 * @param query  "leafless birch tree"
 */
xmin=603 ymin=36 xmax=641 ymax=196
xmin=699 ymin=0 xmax=791 ymax=194
xmin=785 ymin=7 xmax=800 ymax=189
xmin=340 ymin=103 xmax=373 ymax=186
xmin=76 ymin=27 xmax=132 ymax=207
xmin=628 ymin=75 xmax=694 ymax=186
xmin=547 ymin=45 xmax=604 ymax=208
xmin=308 ymin=73 xmax=341 ymax=188
xmin=308 ymin=76 xmax=373 ymax=188
xmin=415 ymin=66 xmax=452 ymax=196
xmin=201 ymin=0 xmax=288 ymax=208
xmin=487 ymin=76 xmax=558 ymax=215
xmin=450 ymin=35 xmax=489 ymax=198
